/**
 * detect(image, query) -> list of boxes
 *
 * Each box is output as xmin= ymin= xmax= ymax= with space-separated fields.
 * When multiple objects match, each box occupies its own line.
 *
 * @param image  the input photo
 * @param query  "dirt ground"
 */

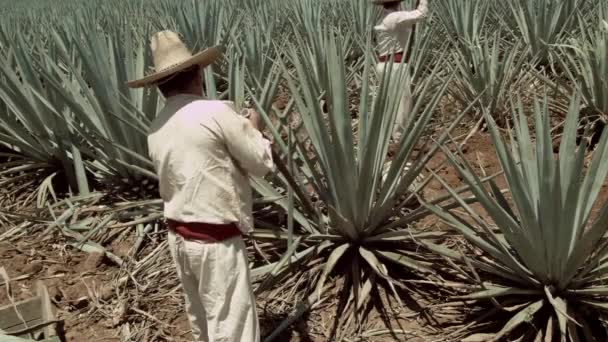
xmin=3 ymin=130 xmax=607 ymax=341
xmin=0 ymin=238 xmax=430 ymax=342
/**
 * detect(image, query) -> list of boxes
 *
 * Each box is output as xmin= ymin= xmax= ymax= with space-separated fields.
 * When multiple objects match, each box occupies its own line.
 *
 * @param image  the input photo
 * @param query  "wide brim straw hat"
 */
xmin=371 ymin=0 xmax=404 ymax=4
xmin=127 ymin=30 xmax=224 ymax=88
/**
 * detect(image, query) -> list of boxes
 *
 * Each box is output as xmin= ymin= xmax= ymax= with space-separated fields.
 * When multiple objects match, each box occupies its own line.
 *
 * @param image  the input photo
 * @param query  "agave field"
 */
xmin=1 ymin=0 xmax=608 ymax=340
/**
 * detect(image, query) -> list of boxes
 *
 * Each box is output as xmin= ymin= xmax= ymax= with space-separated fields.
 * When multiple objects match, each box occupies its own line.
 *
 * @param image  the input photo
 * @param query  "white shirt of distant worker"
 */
xmin=127 ymin=31 xmax=273 ymax=342
xmin=373 ymin=0 xmax=428 ymax=141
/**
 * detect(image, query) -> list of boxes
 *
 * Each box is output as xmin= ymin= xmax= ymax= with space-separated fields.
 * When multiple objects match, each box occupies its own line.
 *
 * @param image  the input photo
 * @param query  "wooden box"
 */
xmin=0 ymin=281 xmax=60 ymax=342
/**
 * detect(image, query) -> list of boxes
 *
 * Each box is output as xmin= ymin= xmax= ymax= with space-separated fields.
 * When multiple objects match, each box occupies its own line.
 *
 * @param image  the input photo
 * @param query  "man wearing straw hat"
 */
xmin=373 ymin=0 xmax=428 ymax=141
xmin=127 ymin=31 xmax=273 ymax=342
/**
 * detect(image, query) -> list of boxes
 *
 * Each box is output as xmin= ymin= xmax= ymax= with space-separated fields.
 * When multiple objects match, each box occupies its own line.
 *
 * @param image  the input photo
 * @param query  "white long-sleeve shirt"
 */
xmin=147 ymin=94 xmax=274 ymax=234
xmin=374 ymin=0 xmax=428 ymax=57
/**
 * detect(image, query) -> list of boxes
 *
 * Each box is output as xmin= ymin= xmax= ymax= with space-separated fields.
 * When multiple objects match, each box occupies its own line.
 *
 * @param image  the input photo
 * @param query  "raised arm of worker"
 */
xmin=374 ymin=0 xmax=428 ymax=31
xmin=213 ymin=103 xmax=274 ymax=178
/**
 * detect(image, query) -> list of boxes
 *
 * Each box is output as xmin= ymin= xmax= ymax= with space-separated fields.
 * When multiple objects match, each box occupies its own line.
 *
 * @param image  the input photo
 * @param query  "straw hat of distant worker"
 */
xmin=127 ymin=30 xmax=223 ymax=88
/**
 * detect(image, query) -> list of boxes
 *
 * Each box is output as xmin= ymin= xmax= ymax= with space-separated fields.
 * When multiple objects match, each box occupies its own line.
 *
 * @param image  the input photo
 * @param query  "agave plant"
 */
xmin=449 ymin=33 xmax=532 ymax=123
xmin=247 ymin=26 xmax=475 ymax=339
xmin=435 ymin=0 xmax=490 ymax=45
xmin=43 ymin=20 xmax=159 ymax=184
xmin=557 ymin=14 xmax=608 ymax=116
xmin=344 ymin=0 xmax=378 ymax=45
xmin=230 ymin=1 xmax=282 ymax=96
xmin=498 ymin=0 xmax=580 ymax=66
xmin=424 ymin=94 xmax=608 ymax=341
xmin=0 ymin=31 xmax=90 ymax=200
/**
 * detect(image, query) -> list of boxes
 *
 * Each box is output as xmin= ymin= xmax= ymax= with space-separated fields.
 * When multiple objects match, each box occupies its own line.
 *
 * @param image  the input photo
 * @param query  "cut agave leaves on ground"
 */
xmin=424 ymin=93 xmax=608 ymax=341
xmin=249 ymin=27 xmax=478 ymax=336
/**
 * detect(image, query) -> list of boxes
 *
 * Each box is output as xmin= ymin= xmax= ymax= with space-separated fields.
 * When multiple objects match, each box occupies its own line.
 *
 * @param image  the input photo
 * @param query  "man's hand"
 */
xmin=243 ymin=108 xmax=264 ymax=132
xmin=241 ymin=108 xmax=271 ymax=142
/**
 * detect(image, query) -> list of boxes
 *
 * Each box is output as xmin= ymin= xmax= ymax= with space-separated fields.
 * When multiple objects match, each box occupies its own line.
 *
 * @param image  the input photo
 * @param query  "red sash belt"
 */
xmin=378 ymin=52 xmax=404 ymax=63
xmin=167 ymin=220 xmax=242 ymax=242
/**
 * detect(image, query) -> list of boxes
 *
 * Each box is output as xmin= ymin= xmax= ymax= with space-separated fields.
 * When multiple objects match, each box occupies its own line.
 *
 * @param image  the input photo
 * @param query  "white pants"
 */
xmin=168 ymin=231 xmax=260 ymax=342
xmin=375 ymin=62 xmax=413 ymax=141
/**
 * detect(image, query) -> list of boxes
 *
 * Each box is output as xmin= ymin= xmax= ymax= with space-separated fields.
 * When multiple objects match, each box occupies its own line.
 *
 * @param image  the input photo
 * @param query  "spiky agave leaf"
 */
xmin=424 ymin=93 xmax=608 ymax=340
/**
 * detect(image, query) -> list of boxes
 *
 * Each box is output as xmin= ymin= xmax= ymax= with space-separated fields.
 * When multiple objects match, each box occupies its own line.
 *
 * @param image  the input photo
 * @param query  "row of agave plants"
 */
xmin=1 ymin=0 xmax=608 ymax=340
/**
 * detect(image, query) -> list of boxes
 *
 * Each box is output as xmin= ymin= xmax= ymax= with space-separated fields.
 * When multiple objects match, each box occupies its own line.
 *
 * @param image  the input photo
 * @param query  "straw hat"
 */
xmin=127 ymin=30 xmax=224 ymax=88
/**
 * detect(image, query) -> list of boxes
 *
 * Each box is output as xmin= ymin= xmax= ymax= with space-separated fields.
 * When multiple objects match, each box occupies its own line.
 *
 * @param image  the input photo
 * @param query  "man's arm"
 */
xmin=375 ymin=0 xmax=428 ymax=31
xmin=214 ymin=105 xmax=274 ymax=178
